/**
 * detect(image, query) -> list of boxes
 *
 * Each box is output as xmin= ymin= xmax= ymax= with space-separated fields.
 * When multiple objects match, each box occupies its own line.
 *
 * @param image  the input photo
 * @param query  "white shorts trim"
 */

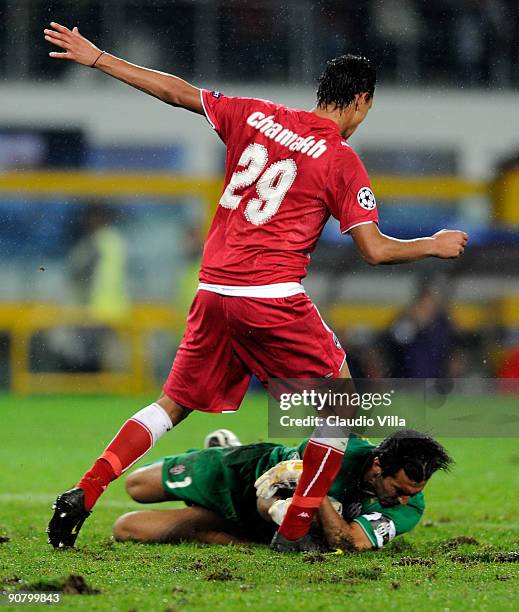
xmin=198 ymin=282 xmax=305 ymax=298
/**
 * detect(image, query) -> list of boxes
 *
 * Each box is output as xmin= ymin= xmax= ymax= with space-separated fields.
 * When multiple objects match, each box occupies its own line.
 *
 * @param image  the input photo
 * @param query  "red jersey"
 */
xmin=199 ymin=89 xmax=378 ymax=287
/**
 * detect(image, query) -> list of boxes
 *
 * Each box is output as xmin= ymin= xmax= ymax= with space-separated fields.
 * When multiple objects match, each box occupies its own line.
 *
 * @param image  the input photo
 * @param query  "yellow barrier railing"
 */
xmin=493 ymin=171 xmax=519 ymax=224
xmin=5 ymin=169 xmax=518 ymax=217
xmin=0 ymin=171 xmax=224 ymax=231
xmin=3 ymin=169 xmax=519 ymax=219
xmin=0 ymin=170 xmax=488 ymax=202
xmin=327 ymin=298 xmax=519 ymax=333
xmin=1 ymin=303 xmax=183 ymax=394
xmin=372 ymin=175 xmax=487 ymax=200
xmin=0 ymin=171 xmax=222 ymax=200
xmin=3 ymin=296 xmax=518 ymax=394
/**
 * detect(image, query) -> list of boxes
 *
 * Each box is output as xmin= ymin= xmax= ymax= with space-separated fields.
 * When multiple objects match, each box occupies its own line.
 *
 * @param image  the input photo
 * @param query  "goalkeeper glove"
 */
xmin=254 ymin=459 xmax=303 ymax=499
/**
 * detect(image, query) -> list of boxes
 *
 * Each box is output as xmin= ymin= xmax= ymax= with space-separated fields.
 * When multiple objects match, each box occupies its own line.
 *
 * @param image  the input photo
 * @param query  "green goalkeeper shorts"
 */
xmin=159 ymin=443 xmax=289 ymax=542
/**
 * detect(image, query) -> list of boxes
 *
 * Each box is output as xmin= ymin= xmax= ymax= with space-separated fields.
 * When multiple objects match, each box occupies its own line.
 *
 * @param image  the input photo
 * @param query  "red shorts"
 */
xmin=164 ymin=289 xmax=346 ymax=413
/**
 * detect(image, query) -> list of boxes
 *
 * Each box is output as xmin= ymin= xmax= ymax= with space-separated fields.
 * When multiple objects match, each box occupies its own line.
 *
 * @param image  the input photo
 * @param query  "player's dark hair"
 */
xmin=375 ymin=430 xmax=453 ymax=482
xmin=316 ymin=54 xmax=376 ymax=110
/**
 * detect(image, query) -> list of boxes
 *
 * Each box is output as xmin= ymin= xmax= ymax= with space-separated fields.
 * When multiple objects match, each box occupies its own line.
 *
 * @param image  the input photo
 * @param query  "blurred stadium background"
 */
xmin=1 ymin=0 xmax=519 ymax=395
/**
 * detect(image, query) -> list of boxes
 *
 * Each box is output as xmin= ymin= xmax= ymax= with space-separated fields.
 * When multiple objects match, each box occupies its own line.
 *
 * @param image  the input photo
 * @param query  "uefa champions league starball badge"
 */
xmin=357 ymin=187 xmax=377 ymax=210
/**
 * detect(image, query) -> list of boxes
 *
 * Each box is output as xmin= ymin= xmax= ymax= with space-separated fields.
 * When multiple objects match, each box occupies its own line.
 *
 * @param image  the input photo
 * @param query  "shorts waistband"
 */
xmin=197 ymin=282 xmax=305 ymax=298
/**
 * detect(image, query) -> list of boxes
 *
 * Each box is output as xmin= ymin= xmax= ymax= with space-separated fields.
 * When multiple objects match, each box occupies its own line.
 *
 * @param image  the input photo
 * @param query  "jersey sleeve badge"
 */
xmin=357 ymin=187 xmax=377 ymax=210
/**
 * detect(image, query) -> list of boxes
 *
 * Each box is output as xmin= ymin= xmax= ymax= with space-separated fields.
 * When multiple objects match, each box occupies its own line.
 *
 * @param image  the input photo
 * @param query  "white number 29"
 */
xmin=219 ymin=143 xmax=297 ymax=225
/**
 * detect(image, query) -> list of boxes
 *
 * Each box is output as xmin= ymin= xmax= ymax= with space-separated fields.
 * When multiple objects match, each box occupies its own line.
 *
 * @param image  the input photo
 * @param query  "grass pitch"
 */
xmin=1 ymin=393 xmax=518 ymax=611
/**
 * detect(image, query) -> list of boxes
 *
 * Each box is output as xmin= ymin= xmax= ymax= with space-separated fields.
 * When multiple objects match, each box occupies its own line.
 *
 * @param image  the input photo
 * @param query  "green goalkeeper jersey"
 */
xmin=160 ymin=435 xmax=424 ymax=547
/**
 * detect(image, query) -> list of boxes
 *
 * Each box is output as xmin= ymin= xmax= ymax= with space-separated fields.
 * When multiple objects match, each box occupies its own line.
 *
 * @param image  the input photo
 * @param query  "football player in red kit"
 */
xmin=44 ymin=22 xmax=468 ymax=552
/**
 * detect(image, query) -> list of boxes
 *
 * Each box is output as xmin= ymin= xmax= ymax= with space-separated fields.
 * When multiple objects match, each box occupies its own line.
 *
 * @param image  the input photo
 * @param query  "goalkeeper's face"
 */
xmin=370 ymin=460 xmax=427 ymax=507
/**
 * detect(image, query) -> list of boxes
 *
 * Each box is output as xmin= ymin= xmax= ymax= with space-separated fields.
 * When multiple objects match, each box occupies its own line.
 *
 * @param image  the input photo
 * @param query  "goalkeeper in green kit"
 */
xmin=113 ymin=429 xmax=452 ymax=551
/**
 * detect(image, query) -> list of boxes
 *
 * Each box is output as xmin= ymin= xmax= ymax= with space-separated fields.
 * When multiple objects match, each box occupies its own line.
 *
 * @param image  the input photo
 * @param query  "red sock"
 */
xmin=78 ymin=457 xmax=117 ymax=512
xmin=78 ymin=419 xmax=153 ymax=511
xmin=78 ymin=403 xmax=172 ymax=511
xmin=278 ymin=439 xmax=344 ymax=541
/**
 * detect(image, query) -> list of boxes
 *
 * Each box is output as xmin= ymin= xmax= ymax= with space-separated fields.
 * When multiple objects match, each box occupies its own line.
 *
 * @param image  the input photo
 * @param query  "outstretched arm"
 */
xmin=350 ymin=223 xmax=468 ymax=266
xmin=44 ymin=22 xmax=203 ymax=113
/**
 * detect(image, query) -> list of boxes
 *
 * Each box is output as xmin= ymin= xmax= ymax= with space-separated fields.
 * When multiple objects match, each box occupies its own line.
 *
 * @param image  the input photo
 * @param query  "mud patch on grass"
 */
xmin=24 ymin=575 xmax=100 ymax=595
xmin=0 ymin=536 xmax=10 ymax=544
xmin=350 ymin=567 xmax=383 ymax=581
xmin=190 ymin=553 xmax=242 ymax=580
xmin=76 ymin=549 xmax=106 ymax=561
xmin=23 ymin=579 xmax=63 ymax=592
xmin=62 ymin=575 xmax=100 ymax=595
xmin=189 ymin=560 xmax=208 ymax=571
xmin=450 ymin=551 xmax=519 ymax=564
xmin=303 ymin=552 xmax=328 ymax=564
xmin=205 ymin=569 xmax=241 ymax=582
xmin=441 ymin=536 xmax=480 ymax=550
xmin=190 ymin=552 xmax=240 ymax=574
xmin=0 ymin=575 xmax=24 ymax=588
xmin=397 ymin=556 xmax=435 ymax=567
xmin=310 ymin=566 xmax=383 ymax=584
xmin=488 ymin=552 xmax=519 ymax=563
xmin=232 ymin=545 xmax=255 ymax=555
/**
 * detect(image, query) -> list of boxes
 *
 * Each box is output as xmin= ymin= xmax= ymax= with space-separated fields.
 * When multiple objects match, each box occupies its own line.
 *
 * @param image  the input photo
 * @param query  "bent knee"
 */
xmin=113 ymin=512 xmax=140 ymax=542
xmin=125 ymin=473 xmax=147 ymax=502
xmin=125 ymin=468 xmax=161 ymax=503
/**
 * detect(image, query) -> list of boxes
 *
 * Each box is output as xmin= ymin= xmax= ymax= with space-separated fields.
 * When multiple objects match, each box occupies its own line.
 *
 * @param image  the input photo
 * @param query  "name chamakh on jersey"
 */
xmin=246 ymin=111 xmax=328 ymax=158
xmin=198 ymin=89 xmax=379 ymax=290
